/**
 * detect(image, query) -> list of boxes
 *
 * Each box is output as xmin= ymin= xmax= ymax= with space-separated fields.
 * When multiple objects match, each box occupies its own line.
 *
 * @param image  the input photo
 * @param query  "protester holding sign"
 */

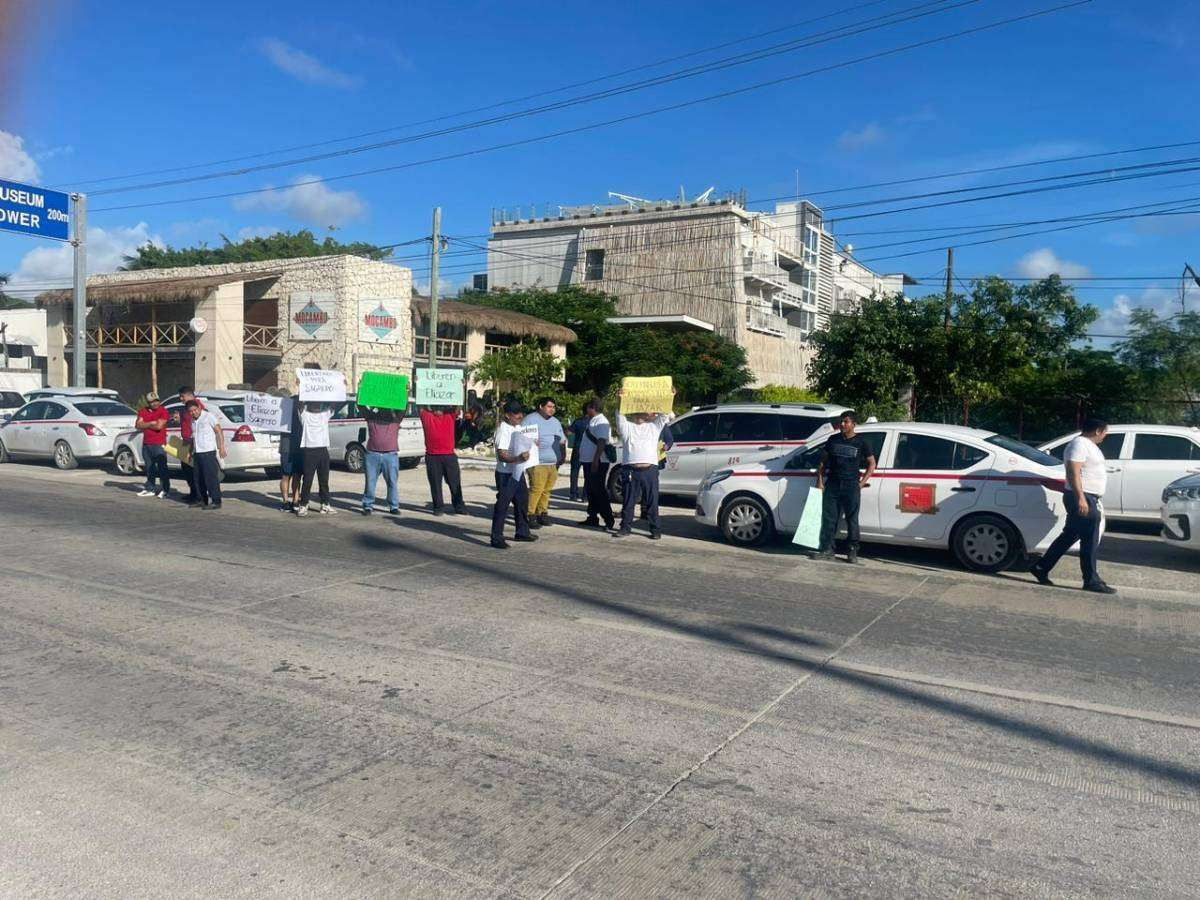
xmin=490 ymin=400 xmax=537 ymax=549
xmin=296 ymin=401 xmax=335 ymax=517
xmin=360 ymin=406 xmax=403 ymax=516
xmin=419 ymin=406 xmax=465 ymax=515
xmin=296 ymin=366 xmax=347 ymax=403
xmin=177 ymin=386 xmax=202 ymax=505
xmin=810 ymin=412 xmax=876 ymax=564
xmin=578 ymin=396 xmax=615 ymax=531
xmin=613 ymin=388 xmax=675 ymax=540
xmin=524 ymin=397 xmax=566 ymax=527
xmin=277 ymin=391 xmax=303 ymax=512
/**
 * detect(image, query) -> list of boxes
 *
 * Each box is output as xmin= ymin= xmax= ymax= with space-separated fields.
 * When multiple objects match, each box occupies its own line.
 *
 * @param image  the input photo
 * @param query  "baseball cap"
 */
xmin=145 ymin=391 xmax=160 ymax=402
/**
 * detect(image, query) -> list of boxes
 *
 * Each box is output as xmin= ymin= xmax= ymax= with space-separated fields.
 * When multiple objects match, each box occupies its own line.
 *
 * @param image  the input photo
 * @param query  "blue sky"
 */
xmin=2 ymin=0 xmax=1198 ymax=336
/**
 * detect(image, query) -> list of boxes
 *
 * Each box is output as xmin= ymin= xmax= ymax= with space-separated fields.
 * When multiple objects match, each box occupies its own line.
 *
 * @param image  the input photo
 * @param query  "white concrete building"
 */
xmin=487 ymin=192 xmax=913 ymax=388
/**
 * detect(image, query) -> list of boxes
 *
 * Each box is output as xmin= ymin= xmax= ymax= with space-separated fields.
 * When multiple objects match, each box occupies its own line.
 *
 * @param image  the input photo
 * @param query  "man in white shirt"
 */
xmin=1030 ymin=417 xmax=1116 ymax=594
xmin=490 ymin=399 xmax=538 ymax=549
xmin=578 ymin=396 xmax=615 ymax=531
xmin=296 ymin=401 xmax=335 ymax=517
xmin=186 ymin=400 xmax=226 ymax=510
xmin=613 ymin=388 xmax=675 ymax=540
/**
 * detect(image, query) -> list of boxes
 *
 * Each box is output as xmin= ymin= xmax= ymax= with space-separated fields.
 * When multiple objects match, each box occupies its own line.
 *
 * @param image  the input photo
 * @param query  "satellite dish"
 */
xmin=190 ymin=317 xmax=208 ymax=334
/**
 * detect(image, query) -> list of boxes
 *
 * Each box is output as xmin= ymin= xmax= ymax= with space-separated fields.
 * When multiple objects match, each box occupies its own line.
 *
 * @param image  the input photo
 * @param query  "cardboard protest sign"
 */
xmin=357 ymin=371 xmax=409 ymax=410
xmin=791 ymin=485 xmax=824 ymax=549
xmin=165 ymin=435 xmax=192 ymax=466
xmin=296 ymin=368 xmax=347 ymax=403
xmin=620 ymin=376 xmax=674 ymax=414
xmin=415 ymin=368 xmax=464 ymax=406
xmin=245 ymin=392 xmax=292 ymax=432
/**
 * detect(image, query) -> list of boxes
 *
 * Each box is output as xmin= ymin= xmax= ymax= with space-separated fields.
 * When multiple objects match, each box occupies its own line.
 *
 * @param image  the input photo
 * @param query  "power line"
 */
xmin=90 ymin=2 xmax=1091 ymax=215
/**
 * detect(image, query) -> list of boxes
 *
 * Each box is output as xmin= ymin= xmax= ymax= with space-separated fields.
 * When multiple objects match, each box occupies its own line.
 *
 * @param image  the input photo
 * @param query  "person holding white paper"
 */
xmin=491 ymin=400 xmax=537 ymax=549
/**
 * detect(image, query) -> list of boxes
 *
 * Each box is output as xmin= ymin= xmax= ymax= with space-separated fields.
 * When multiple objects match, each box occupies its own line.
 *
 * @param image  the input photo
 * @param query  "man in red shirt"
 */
xmin=136 ymin=391 xmax=171 ymax=498
xmin=419 ymin=405 xmax=465 ymax=515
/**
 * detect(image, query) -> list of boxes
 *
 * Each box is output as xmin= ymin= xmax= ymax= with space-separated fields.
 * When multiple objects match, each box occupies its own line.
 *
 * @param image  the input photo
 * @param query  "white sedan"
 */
xmin=696 ymin=422 xmax=1069 ymax=573
xmin=1161 ymin=474 xmax=1200 ymax=553
xmin=0 ymin=393 xmax=137 ymax=469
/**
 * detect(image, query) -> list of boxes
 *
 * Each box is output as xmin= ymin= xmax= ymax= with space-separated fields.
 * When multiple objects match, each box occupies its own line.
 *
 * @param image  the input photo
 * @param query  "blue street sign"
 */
xmin=0 ymin=178 xmax=71 ymax=241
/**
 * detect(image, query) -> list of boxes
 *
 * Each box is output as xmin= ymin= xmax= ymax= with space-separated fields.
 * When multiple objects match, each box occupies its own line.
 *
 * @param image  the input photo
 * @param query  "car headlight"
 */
xmin=700 ymin=469 xmax=734 ymax=492
xmin=1163 ymin=485 xmax=1200 ymax=503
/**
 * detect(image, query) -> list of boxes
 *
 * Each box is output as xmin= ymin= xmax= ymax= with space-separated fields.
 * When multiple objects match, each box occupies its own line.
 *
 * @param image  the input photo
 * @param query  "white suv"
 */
xmin=1039 ymin=425 xmax=1200 ymax=522
xmin=1161 ymin=474 xmax=1200 ymax=553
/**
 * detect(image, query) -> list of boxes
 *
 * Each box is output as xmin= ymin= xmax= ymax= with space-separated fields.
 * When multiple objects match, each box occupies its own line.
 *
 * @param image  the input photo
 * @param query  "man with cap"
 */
xmin=135 ymin=391 xmax=171 ymax=498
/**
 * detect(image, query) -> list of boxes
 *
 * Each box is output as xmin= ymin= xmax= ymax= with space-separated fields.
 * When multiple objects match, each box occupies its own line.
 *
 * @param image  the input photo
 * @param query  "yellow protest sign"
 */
xmin=620 ymin=376 xmax=674 ymax=414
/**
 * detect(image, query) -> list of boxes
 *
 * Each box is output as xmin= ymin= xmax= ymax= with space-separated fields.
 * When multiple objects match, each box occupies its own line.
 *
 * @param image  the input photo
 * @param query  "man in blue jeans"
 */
xmin=135 ymin=391 xmax=171 ymax=498
xmin=1030 ymin=418 xmax=1117 ymax=594
xmin=360 ymin=405 xmax=402 ymax=516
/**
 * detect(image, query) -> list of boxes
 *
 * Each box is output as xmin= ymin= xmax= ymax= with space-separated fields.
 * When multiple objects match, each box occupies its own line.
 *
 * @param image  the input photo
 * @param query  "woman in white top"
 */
xmin=296 ymin=401 xmax=335 ymax=517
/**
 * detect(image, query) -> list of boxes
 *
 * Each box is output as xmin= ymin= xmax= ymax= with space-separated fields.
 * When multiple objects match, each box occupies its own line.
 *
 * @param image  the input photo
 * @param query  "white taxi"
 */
xmin=696 ymin=422 xmax=1068 ymax=573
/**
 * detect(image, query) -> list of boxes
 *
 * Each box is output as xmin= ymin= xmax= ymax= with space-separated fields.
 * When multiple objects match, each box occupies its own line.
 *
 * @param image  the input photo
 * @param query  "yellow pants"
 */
xmin=527 ymin=464 xmax=558 ymax=516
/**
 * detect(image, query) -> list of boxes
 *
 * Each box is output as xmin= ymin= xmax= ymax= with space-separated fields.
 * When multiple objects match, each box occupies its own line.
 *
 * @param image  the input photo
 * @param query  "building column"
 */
xmin=463 ymin=328 xmax=486 ymax=390
xmin=45 ymin=304 xmax=69 ymax=386
xmin=193 ymin=283 xmax=244 ymax=391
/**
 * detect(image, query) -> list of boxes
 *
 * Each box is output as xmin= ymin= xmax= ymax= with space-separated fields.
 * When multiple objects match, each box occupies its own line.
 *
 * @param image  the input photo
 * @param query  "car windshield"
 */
xmin=75 ymin=401 xmax=136 ymax=417
xmin=0 ymin=391 xmax=24 ymax=407
xmin=986 ymin=435 xmax=1061 ymax=467
xmin=219 ymin=404 xmax=245 ymax=423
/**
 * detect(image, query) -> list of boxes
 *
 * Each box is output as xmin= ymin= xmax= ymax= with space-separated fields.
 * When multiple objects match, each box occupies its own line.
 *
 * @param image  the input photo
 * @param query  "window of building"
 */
xmin=803 ymin=225 xmax=820 ymax=268
xmin=585 ymin=249 xmax=605 ymax=281
xmin=472 ymin=273 xmax=488 ymax=292
xmin=713 ymin=412 xmax=783 ymax=443
xmin=1132 ymin=433 xmax=1200 ymax=460
xmin=801 ymin=266 xmax=818 ymax=308
xmin=895 ymin=433 xmax=989 ymax=470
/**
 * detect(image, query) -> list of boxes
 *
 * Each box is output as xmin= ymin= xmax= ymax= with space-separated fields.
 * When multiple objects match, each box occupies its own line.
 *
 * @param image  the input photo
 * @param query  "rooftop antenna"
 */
xmin=608 ymin=191 xmax=655 ymax=208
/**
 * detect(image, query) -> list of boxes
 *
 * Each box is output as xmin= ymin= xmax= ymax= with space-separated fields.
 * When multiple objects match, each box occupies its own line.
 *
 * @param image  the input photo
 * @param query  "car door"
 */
xmin=1044 ymin=430 xmax=1127 ymax=514
xmin=877 ymin=432 xmax=990 ymax=543
xmin=775 ymin=431 xmax=889 ymax=534
xmin=0 ymin=401 xmax=43 ymax=453
xmin=38 ymin=401 xmax=73 ymax=455
xmin=711 ymin=412 xmax=785 ymax=470
xmin=660 ymin=412 xmax=717 ymax=494
xmin=1121 ymin=432 xmax=1200 ymax=518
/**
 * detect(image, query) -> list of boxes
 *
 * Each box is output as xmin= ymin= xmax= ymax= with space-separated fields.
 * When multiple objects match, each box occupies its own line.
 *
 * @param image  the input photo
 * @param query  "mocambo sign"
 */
xmin=0 ymin=178 xmax=71 ymax=241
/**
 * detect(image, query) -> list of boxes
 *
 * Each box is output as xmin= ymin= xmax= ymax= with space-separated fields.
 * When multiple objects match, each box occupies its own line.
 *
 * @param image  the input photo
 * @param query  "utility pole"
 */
xmin=71 ymin=193 xmax=88 ymax=387
xmin=1182 ymin=263 xmax=1199 ymax=315
xmin=1 ymin=322 xmax=9 ymax=370
xmin=428 ymin=206 xmax=442 ymax=371
xmin=943 ymin=246 xmax=954 ymax=333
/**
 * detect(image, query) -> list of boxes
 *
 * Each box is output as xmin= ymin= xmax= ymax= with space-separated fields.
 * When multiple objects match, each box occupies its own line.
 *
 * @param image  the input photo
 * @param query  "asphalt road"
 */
xmin=2 ymin=459 xmax=1198 ymax=898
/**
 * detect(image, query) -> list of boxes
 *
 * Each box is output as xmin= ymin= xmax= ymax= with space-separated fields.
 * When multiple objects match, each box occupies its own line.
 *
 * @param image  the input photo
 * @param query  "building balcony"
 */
xmin=743 ymin=258 xmax=791 ymax=292
xmin=243 ymin=323 xmax=282 ymax=353
xmin=413 ymin=335 xmax=469 ymax=363
xmin=746 ymin=307 xmax=787 ymax=337
xmin=64 ymin=321 xmax=196 ymax=351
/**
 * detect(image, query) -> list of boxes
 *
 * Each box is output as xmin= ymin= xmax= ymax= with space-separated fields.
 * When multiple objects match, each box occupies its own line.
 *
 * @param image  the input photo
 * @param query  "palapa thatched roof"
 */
xmin=412 ymin=298 xmax=576 ymax=343
xmin=37 ymin=271 xmax=284 ymax=307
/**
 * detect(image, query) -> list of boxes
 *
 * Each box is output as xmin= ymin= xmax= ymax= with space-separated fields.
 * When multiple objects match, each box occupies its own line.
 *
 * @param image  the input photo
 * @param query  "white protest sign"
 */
xmin=511 ymin=425 xmax=540 ymax=481
xmin=296 ymin=368 xmax=347 ymax=402
xmin=245 ymin=393 xmax=292 ymax=432
xmin=415 ymin=367 xmax=464 ymax=406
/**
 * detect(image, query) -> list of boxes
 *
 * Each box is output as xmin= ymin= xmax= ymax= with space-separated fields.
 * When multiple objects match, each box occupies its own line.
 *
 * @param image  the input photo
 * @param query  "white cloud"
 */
xmin=233 ymin=175 xmax=367 ymax=227
xmin=0 ymin=130 xmax=41 ymax=183
xmin=259 ymin=38 xmax=361 ymax=88
xmin=1014 ymin=247 xmax=1092 ymax=280
xmin=8 ymin=223 xmax=163 ymax=289
xmin=1095 ymin=286 xmax=1193 ymax=337
xmin=837 ymin=122 xmax=886 ymax=152
xmin=1133 ymin=212 xmax=1200 ymax=237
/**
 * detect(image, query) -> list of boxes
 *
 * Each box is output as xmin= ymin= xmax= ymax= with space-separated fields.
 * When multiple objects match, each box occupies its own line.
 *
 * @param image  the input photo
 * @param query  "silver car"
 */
xmin=0 ymin=389 xmax=26 ymax=423
xmin=0 ymin=392 xmax=137 ymax=469
xmin=112 ymin=390 xmax=281 ymax=478
xmin=329 ymin=396 xmax=425 ymax=473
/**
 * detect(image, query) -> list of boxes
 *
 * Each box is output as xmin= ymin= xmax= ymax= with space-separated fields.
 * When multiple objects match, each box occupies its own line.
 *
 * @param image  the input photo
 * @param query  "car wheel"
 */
xmin=719 ymin=494 xmax=775 ymax=547
xmin=607 ymin=466 xmax=626 ymax=503
xmin=113 ymin=446 xmax=138 ymax=476
xmin=398 ymin=455 xmax=421 ymax=470
xmin=953 ymin=513 xmax=1021 ymax=573
xmin=53 ymin=440 xmax=79 ymax=470
xmin=345 ymin=443 xmax=365 ymax=473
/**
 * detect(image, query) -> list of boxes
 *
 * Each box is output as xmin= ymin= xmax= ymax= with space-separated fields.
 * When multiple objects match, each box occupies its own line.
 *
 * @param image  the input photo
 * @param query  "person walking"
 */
xmin=361 ymin=405 xmax=403 ymax=516
xmin=524 ymin=396 xmax=566 ymax=528
xmin=1029 ymin=418 xmax=1117 ymax=594
xmin=177 ymin=386 xmax=201 ymax=505
xmin=490 ymin=399 xmax=537 ymax=549
xmin=613 ymin=390 xmax=674 ymax=540
xmin=810 ymin=412 xmax=876 ymax=564
xmin=579 ymin=397 xmax=615 ymax=531
xmin=419 ymin=405 xmax=466 ymax=515
xmin=135 ymin=391 xmax=170 ymax=498
xmin=568 ymin=409 xmax=591 ymax=501
xmin=187 ymin=399 xmax=226 ymax=509
xmin=296 ymin=401 xmax=335 ymax=517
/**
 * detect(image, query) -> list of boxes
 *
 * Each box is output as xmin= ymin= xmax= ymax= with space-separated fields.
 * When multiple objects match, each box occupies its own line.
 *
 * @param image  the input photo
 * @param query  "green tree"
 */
xmin=1117 ymin=309 xmax=1200 ymax=422
xmin=466 ymin=341 xmax=565 ymax=403
xmin=121 ymin=230 xmax=390 ymax=270
xmin=0 ymin=273 xmax=32 ymax=309
xmin=619 ymin=328 xmax=753 ymax=404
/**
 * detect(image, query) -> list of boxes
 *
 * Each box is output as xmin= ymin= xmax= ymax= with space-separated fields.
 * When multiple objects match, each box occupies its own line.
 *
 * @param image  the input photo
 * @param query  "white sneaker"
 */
xmin=156 ymin=490 xmax=169 ymax=499
xmin=319 ymin=504 xmax=337 ymax=515
xmin=295 ymin=505 xmax=309 ymax=517
xmin=137 ymin=489 xmax=154 ymax=497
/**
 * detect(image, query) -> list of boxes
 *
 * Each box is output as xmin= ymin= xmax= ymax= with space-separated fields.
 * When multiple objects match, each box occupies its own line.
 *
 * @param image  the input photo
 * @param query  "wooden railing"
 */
xmin=64 ymin=321 xmax=194 ymax=348
xmin=414 ymin=336 xmax=469 ymax=362
xmin=243 ymin=323 xmax=283 ymax=351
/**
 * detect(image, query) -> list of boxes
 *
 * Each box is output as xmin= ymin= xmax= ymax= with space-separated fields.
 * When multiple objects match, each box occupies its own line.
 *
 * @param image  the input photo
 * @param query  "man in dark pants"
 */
xmin=420 ymin=405 xmax=466 ymax=514
xmin=1030 ymin=418 xmax=1117 ymax=594
xmin=579 ymin=397 xmax=615 ymax=531
xmin=613 ymin=393 xmax=673 ymax=539
xmin=490 ymin=400 xmax=537 ymax=549
xmin=186 ymin=399 xmax=226 ymax=509
xmin=568 ymin=410 xmax=591 ymax=501
xmin=135 ymin=391 xmax=170 ymax=498
xmin=177 ymin=386 xmax=201 ymax=503
xmin=810 ymin=412 xmax=876 ymax=564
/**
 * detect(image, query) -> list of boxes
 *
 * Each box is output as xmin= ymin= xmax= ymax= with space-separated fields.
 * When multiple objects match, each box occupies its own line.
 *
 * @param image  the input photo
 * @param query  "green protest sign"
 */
xmin=415 ymin=367 xmax=464 ymax=406
xmin=357 ymin=371 xmax=409 ymax=410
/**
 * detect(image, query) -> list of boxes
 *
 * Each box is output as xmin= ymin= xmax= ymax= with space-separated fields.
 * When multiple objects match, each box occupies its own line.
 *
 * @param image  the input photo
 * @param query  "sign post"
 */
xmin=72 ymin=194 xmax=87 ymax=387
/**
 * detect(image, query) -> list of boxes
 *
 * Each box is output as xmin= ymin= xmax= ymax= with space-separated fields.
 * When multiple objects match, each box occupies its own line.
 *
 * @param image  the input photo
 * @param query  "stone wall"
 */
xmin=739 ymin=329 xmax=812 ymax=389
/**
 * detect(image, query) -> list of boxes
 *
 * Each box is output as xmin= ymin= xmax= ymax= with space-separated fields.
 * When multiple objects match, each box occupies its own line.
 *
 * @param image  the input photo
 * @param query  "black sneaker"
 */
xmin=389 ymin=508 xmax=401 ymax=516
xmin=538 ymin=514 xmax=551 ymax=527
xmin=1029 ymin=564 xmax=1054 ymax=586
xmin=613 ymin=530 xmax=631 ymax=538
xmin=452 ymin=505 xmax=467 ymax=515
xmin=581 ymin=517 xmax=600 ymax=528
xmin=808 ymin=549 xmax=835 ymax=561
xmin=846 ymin=546 xmax=860 ymax=565
xmin=513 ymin=533 xmax=539 ymax=543
xmin=1083 ymin=581 xmax=1117 ymax=595
xmin=203 ymin=503 xmax=221 ymax=510
xmin=529 ymin=518 xmax=542 ymax=530
xmin=649 ymin=531 xmax=662 ymax=541
xmin=432 ymin=508 xmax=445 ymax=517
xmin=361 ymin=508 xmax=373 ymax=516
xmin=490 ymin=539 xmax=509 ymax=550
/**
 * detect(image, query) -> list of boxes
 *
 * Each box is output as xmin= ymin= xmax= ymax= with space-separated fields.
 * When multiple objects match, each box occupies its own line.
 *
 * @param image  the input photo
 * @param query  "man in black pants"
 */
xmin=579 ymin=397 xmax=615 ymax=531
xmin=568 ymin=410 xmax=591 ymax=501
xmin=490 ymin=400 xmax=537 ymax=549
xmin=810 ymin=412 xmax=876 ymax=564
xmin=1030 ymin=418 xmax=1117 ymax=594
xmin=296 ymin=401 xmax=334 ymax=517
xmin=186 ymin=400 xmax=226 ymax=509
